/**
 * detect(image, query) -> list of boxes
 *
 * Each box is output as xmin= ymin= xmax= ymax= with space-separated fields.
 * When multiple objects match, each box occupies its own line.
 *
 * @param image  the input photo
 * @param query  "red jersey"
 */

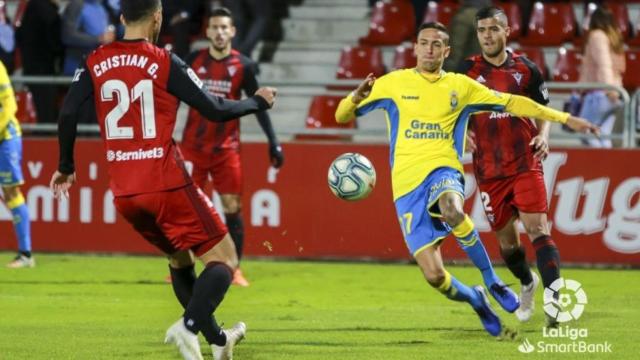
xmin=57 ymin=40 xmax=269 ymax=196
xmin=459 ymin=51 xmax=549 ymax=182
xmin=182 ymin=49 xmax=258 ymax=154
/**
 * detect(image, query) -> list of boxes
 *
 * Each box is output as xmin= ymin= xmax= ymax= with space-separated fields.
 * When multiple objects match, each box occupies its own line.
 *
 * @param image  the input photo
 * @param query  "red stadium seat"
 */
xmin=623 ymin=50 xmax=640 ymax=90
xmin=360 ymin=0 xmax=415 ymax=46
xmin=626 ymin=12 xmax=640 ymax=47
xmin=515 ymin=47 xmax=548 ymax=80
xmin=15 ymin=90 xmax=38 ymax=124
xmin=392 ymin=43 xmax=416 ymax=70
xmin=552 ymin=47 xmax=582 ymax=82
xmin=497 ymin=2 xmax=522 ymax=41
xmin=296 ymin=95 xmax=356 ymax=141
xmin=335 ymin=45 xmax=385 ymax=79
xmin=422 ymin=1 xmax=459 ymax=27
xmin=520 ymin=2 xmax=577 ymax=46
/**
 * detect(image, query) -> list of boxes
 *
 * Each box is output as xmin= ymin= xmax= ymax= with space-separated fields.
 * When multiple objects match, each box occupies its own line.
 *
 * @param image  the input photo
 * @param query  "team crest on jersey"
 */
xmin=512 ymin=72 xmax=523 ymax=86
xmin=227 ymin=66 xmax=237 ymax=77
xmin=476 ymin=75 xmax=486 ymax=83
xmin=450 ymin=91 xmax=458 ymax=111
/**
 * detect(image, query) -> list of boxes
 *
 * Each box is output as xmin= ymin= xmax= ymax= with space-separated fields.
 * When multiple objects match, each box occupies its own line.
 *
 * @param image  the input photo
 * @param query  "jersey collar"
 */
xmin=414 ymin=68 xmax=445 ymax=82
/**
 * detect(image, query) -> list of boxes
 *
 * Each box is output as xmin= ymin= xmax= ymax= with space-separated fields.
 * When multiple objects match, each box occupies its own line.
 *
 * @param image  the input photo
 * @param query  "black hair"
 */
xmin=210 ymin=7 xmax=233 ymax=19
xmin=120 ymin=0 xmax=161 ymax=24
xmin=416 ymin=22 xmax=449 ymax=45
xmin=475 ymin=6 xmax=508 ymax=26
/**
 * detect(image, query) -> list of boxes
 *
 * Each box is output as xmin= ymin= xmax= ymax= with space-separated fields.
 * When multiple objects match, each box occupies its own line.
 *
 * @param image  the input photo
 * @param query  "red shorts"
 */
xmin=113 ymin=184 xmax=228 ymax=256
xmin=181 ymin=147 xmax=242 ymax=194
xmin=478 ymin=170 xmax=548 ymax=231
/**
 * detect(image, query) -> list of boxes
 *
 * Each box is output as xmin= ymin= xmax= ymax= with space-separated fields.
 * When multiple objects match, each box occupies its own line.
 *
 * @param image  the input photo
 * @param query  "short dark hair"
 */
xmin=121 ymin=0 xmax=161 ymax=23
xmin=475 ymin=6 xmax=508 ymax=26
xmin=210 ymin=7 xmax=233 ymax=19
xmin=416 ymin=22 xmax=450 ymax=45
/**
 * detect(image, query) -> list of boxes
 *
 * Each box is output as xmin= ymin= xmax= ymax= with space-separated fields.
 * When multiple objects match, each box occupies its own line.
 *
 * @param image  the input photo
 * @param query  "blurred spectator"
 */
xmin=0 ymin=2 xmax=14 ymax=73
xmin=223 ymin=0 xmax=272 ymax=57
xmin=16 ymin=0 xmax=63 ymax=124
xmin=61 ymin=0 xmax=115 ymax=76
xmin=578 ymin=6 xmax=625 ymax=148
xmin=103 ymin=0 xmax=124 ymax=39
xmin=411 ymin=0 xmax=427 ymax=31
xmin=444 ymin=0 xmax=491 ymax=71
xmin=161 ymin=0 xmax=199 ymax=59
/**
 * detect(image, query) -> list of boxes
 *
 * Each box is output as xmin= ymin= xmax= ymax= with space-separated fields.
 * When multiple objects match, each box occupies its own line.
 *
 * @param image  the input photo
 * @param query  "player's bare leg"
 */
xmin=3 ymin=185 xmax=34 ymax=268
xmin=166 ymin=235 xmax=244 ymax=360
xmin=496 ymin=216 xmax=538 ymax=322
xmin=414 ymin=244 xmax=502 ymax=336
xmin=221 ymin=193 xmax=249 ymax=287
xmin=520 ymin=211 xmax=561 ymax=327
xmin=438 ymin=192 xmax=519 ymax=312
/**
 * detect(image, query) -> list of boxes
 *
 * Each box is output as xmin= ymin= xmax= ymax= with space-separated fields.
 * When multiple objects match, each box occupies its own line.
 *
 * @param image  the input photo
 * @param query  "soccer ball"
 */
xmin=327 ymin=153 xmax=376 ymax=201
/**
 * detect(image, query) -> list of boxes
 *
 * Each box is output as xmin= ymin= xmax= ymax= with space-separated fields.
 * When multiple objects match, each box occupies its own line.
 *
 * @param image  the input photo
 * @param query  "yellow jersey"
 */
xmin=354 ymin=69 xmax=512 ymax=200
xmin=0 ymin=60 xmax=20 ymax=141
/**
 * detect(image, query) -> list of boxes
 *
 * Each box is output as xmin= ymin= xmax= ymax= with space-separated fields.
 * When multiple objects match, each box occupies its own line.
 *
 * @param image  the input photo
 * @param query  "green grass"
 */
xmin=0 ymin=253 xmax=637 ymax=359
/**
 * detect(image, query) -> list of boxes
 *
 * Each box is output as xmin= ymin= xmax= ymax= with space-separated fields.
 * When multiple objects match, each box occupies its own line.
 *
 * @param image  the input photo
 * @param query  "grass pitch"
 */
xmin=0 ymin=253 xmax=637 ymax=359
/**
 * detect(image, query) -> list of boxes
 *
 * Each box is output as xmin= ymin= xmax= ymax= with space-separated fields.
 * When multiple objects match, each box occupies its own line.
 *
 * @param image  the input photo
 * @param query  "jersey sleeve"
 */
xmin=0 ymin=61 xmax=17 ymax=134
xmin=239 ymin=56 xmax=278 ymax=144
xmin=456 ymin=58 xmax=475 ymax=75
xmin=521 ymin=57 xmax=550 ymax=105
xmin=461 ymin=74 xmax=511 ymax=109
xmin=167 ymin=53 xmax=270 ymax=121
xmin=58 ymin=63 xmax=95 ymax=174
xmin=355 ymin=75 xmax=391 ymax=117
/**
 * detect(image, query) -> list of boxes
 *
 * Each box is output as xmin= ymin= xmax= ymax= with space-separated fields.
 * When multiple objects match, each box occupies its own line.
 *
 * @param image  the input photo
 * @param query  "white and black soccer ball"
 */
xmin=327 ymin=152 xmax=376 ymax=201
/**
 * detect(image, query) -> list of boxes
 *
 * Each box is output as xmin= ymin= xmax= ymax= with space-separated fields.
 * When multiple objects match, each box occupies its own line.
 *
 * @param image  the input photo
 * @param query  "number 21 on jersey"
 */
xmin=101 ymin=79 xmax=156 ymax=140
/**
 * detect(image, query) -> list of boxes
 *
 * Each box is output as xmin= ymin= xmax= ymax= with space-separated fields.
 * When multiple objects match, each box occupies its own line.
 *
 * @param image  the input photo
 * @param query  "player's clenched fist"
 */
xmin=255 ymin=87 xmax=277 ymax=108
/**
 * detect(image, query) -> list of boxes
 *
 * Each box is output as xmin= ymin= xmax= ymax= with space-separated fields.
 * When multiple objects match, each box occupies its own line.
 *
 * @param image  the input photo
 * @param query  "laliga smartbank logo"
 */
xmin=517 ymin=278 xmax=612 ymax=354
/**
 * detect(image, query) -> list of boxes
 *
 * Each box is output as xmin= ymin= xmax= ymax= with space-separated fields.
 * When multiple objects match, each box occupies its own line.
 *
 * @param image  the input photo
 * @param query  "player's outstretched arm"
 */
xmin=505 ymin=94 xmax=600 ymax=136
xmin=335 ymin=73 xmax=376 ymax=124
xmin=167 ymin=54 xmax=275 ymax=121
xmin=51 ymin=65 xmax=94 ymax=198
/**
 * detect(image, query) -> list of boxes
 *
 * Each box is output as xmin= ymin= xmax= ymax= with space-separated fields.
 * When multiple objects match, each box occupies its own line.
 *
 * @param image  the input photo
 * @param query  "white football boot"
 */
xmin=164 ymin=318 xmax=204 ymax=360
xmin=212 ymin=322 xmax=246 ymax=360
xmin=515 ymin=271 xmax=540 ymax=322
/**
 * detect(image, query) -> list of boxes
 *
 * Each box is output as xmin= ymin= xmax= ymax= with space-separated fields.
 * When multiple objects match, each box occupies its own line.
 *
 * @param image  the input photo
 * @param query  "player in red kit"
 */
xmin=49 ymin=1 xmax=277 ymax=359
xmin=458 ymin=6 xmax=561 ymax=326
xmin=179 ymin=7 xmax=284 ymax=287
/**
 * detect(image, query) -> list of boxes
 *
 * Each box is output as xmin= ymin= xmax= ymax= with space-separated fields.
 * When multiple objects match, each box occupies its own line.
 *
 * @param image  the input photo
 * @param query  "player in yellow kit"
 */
xmin=335 ymin=22 xmax=598 ymax=336
xmin=0 ymin=60 xmax=33 ymax=268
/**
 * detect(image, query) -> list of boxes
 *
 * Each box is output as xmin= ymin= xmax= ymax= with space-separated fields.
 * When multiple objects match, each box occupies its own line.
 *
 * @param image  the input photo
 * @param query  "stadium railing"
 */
xmin=9 ymin=76 xmax=635 ymax=147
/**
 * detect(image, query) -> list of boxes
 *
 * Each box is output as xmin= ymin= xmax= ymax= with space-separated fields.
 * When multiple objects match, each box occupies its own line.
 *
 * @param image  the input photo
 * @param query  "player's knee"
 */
xmin=524 ymin=221 xmax=548 ymax=239
xmin=222 ymin=196 xmax=241 ymax=214
xmin=441 ymin=205 xmax=465 ymax=227
xmin=424 ymin=268 xmax=446 ymax=288
xmin=169 ymin=250 xmax=195 ymax=268
xmin=1 ymin=186 xmax=21 ymax=202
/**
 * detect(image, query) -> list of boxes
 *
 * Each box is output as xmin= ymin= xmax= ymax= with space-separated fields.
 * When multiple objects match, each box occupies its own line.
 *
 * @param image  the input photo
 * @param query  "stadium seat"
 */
xmin=520 ymin=2 xmax=577 ymax=46
xmin=422 ymin=1 xmax=459 ymax=27
xmin=552 ymin=47 xmax=582 ymax=82
xmin=515 ymin=47 xmax=548 ymax=80
xmin=360 ymin=0 xmax=415 ymax=46
xmin=296 ymin=95 xmax=356 ymax=141
xmin=497 ymin=2 xmax=522 ymax=41
xmin=15 ymin=90 xmax=38 ymax=124
xmin=623 ymin=50 xmax=640 ymax=90
xmin=335 ymin=45 xmax=385 ymax=79
xmin=392 ymin=43 xmax=416 ymax=70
